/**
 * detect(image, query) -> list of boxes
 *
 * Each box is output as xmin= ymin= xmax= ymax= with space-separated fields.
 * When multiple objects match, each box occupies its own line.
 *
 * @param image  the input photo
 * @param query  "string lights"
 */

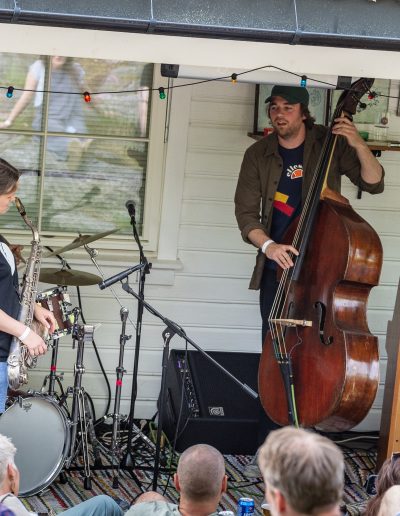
xmin=83 ymin=91 xmax=91 ymax=103
xmin=0 ymin=64 xmax=391 ymax=105
xmin=158 ymin=87 xmax=166 ymax=100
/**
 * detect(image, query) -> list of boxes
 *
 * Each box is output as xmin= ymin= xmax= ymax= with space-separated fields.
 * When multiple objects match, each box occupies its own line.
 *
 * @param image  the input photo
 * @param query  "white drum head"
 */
xmin=0 ymin=396 xmax=70 ymax=496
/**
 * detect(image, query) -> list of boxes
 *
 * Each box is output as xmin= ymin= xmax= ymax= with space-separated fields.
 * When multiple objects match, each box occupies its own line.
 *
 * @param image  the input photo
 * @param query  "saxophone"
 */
xmin=7 ymin=197 xmax=44 ymax=389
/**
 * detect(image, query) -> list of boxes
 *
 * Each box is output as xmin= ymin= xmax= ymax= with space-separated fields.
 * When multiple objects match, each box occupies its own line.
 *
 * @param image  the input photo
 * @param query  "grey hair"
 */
xmin=258 ymin=427 xmax=344 ymax=514
xmin=177 ymin=444 xmax=225 ymax=502
xmin=0 ymin=434 xmax=16 ymax=485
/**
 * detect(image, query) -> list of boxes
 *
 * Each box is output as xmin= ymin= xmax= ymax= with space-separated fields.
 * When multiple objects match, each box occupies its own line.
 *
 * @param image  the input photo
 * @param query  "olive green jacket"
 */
xmin=234 ymin=124 xmax=385 ymax=290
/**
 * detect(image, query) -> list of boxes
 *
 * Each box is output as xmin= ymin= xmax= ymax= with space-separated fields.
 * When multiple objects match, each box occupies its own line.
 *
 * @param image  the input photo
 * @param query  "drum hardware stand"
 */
xmin=109 ymin=306 xmax=131 ymax=488
xmin=41 ymin=308 xmax=80 ymax=398
xmin=121 ymin=282 xmax=259 ymax=490
xmin=94 ymin=203 xmax=152 ymax=471
xmin=41 ymin=336 xmax=65 ymax=398
xmin=63 ymin=320 xmax=99 ymax=489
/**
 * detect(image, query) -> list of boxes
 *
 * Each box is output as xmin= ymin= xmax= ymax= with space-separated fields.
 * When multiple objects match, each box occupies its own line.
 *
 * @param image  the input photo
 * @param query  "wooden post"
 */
xmin=377 ymin=278 xmax=400 ymax=470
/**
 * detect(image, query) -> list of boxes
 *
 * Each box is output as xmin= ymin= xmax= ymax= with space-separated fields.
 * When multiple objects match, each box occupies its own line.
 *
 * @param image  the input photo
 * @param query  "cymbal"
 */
xmin=43 ymin=229 xmax=119 ymax=258
xmin=39 ymin=268 xmax=101 ymax=286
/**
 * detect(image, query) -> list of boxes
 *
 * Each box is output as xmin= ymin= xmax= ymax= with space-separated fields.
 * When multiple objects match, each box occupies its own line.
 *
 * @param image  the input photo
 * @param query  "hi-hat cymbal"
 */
xmin=43 ymin=229 xmax=119 ymax=258
xmin=39 ymin=268 xmax=101 ymax=286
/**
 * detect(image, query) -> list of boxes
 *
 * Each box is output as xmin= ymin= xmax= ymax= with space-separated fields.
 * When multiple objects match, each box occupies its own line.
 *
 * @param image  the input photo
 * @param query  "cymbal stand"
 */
xmin=64 ymin=318 xmax=95 ymax=490
xmin=109 ymin=307 xmax=131 ymax=488
xmin=84 ymin=244 xmax=154 ymax=459
xmin=84 ymin=243 xmax=138 ymax=330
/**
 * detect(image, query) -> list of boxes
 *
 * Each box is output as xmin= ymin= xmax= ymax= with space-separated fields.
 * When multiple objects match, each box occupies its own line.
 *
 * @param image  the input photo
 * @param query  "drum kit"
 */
xmin=0 ymin=229 xmax=147 ymax=496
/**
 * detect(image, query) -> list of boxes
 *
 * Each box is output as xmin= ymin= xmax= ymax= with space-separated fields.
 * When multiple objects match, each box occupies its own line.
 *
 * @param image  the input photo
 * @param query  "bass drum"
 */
xmin=0 ymin=395 xmax=70 ymax=496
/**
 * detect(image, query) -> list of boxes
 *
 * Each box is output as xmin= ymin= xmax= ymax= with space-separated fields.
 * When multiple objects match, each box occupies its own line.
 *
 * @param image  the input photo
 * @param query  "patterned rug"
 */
xmin=19 ymin=440 xmax=376 ymax=516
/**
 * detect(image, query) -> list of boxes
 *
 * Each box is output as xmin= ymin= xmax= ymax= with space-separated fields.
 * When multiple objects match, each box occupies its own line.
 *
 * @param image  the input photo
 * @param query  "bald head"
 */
xmin=176 ymin=444 xmax=226 ymax=502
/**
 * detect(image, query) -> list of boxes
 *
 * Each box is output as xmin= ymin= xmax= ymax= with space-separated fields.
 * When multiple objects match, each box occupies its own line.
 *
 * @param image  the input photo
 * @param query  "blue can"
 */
xmin=237 ymin=497 xmax=255 ymax=515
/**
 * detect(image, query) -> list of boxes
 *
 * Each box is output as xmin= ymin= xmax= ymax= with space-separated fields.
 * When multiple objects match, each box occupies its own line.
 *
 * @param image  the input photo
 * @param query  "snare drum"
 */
xmin=37 ymin=286 xmax=74 ymax=338
xmin=0 ymin=395 xmax=70 ymax=496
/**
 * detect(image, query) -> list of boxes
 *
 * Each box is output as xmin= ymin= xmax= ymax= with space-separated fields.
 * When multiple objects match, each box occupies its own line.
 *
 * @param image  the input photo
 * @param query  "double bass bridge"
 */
xmin=269 ymin=318 xmax=312 ymax=328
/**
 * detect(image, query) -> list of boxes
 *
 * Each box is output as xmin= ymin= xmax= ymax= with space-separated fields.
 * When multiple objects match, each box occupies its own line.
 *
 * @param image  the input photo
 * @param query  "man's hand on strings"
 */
xmin=332 ymin=117 xmax=366 ymax=150
xmin=265 ymin=243 xmax=299 ymax=270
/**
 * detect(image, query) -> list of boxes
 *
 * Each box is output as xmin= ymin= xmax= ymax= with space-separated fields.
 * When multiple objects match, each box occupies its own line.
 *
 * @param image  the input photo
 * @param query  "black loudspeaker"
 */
xmin=162 ymin=349 xmax=260 ymax=454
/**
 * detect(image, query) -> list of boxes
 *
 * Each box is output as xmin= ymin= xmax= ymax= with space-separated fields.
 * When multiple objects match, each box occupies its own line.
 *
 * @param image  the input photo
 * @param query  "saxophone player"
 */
xmin=0 ymin=158 xmax=56 ymax=413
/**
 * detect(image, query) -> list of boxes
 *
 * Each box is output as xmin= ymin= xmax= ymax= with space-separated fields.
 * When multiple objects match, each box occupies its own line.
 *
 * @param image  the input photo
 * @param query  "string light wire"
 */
xmin=0 ymin=63 xmax=393 ymax=102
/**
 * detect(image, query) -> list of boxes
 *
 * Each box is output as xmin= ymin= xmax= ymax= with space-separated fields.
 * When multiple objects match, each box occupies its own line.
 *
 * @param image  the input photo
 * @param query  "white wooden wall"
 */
xmin=27 ymin=79 xmax=400 ymax=432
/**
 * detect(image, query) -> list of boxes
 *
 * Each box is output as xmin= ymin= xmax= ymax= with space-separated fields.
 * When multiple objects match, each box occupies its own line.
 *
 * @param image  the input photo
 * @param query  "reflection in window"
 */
xmin=0 ymin=53 xmax=153 ymax=236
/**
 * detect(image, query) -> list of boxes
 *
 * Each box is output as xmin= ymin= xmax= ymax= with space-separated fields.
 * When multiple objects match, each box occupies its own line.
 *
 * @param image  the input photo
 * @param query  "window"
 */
xmin=0 ymin=53 xmax=165 ymax=251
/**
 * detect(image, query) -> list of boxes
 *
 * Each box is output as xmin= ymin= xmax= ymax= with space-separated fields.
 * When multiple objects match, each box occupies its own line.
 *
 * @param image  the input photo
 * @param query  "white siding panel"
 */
xmin=178 ymin=250 xmax=255 ymax=277
xmin=186 ymin=150 xmax=246 ymax=176
xmin=183 ymin=175 xmax=237 ymax=202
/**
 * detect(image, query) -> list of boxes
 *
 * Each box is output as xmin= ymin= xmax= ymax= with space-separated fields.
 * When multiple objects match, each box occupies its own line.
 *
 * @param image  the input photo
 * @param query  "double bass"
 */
xmin=258 ymin=78 xmax=383 ymax=431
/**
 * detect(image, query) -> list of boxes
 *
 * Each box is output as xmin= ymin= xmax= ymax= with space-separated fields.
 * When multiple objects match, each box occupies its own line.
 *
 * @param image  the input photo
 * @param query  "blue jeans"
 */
xmin=63 ymin=495 xmax=123 ymax=516
xmin=0 ymin=362 xmax=8 ymax=413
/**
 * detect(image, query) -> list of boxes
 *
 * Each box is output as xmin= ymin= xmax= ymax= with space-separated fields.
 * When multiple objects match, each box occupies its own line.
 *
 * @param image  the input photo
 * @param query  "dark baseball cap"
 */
xmin=265 ymin=85 xmax=309 ymax=106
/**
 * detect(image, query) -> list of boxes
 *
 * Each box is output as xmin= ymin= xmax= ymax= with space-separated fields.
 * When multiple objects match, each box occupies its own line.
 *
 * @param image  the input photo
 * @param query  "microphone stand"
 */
xmin=121 ymin=282 xmax=258 ymax=491
xmin=121 ymin=206 xmax=152 ymax=468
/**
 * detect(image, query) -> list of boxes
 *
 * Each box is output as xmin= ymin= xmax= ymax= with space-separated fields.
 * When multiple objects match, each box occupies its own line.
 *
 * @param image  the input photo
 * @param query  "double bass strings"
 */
xmin=267 ymin=98 xmax=345 ymax=370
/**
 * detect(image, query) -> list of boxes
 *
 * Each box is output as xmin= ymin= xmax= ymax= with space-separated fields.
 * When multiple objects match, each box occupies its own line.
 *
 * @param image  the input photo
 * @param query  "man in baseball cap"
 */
xmin=235 ymin=80 xmax=384 ymax=456
xmin=265 ymin=85 xmax=309 ymax=106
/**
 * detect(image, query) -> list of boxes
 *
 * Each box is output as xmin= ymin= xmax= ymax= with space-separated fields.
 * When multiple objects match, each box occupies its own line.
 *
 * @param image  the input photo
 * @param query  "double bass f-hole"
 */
xmin=314 ymin=301 xmax=333 ymax=346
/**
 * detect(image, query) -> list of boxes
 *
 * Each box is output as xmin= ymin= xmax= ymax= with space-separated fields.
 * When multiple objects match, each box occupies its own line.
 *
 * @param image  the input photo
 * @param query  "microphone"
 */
xmin=120 ymin=307 xmax=129 ymax=323
xmin=98 ymin=263 xmax=145 ymax=290
xmin=125 ymin=200 xmax=136 ymax=218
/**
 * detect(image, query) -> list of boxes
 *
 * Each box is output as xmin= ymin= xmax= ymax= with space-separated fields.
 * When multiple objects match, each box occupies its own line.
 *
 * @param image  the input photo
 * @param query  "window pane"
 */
xmin=47 ymin=58 xmax=153 ymax=139
xmin=41 ymin=138 xmax=147 ymax=235
xmin=0 ymin=53 xmax=43 ymax=132
xmin=0 ymin=133 xmax=41 ymax=230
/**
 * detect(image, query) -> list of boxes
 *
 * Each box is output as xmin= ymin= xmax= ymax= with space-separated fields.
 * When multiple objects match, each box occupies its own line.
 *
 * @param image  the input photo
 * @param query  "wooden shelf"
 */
xmin=247 ymin=132 xmax=400 ymax=152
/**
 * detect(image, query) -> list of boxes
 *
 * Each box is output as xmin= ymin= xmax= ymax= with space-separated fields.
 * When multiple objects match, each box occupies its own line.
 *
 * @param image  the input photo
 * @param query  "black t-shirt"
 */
xmin=0 ymin=238 xmax=20 ymax=361
xmin=268 ymin=143 xmax=304 ymax=269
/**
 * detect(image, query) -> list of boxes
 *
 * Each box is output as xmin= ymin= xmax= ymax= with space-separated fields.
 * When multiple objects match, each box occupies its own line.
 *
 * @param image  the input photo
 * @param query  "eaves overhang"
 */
xmin=0 ymin=0 xmax=400 ymax=52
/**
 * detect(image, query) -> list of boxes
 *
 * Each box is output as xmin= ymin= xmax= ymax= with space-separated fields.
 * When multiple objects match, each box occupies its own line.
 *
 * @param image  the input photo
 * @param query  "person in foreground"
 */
xmin=365 ymin=454 xmax=400 ymax=516
xmin=258 ymin=427 xmax=344 ymax=516
xmin=125 ymin=444 xmax=227 ymax=516
xmin=0 ymin=434 xmax=123 ymax=516
xmin=376 ymin=485 xmax=400 ymax=516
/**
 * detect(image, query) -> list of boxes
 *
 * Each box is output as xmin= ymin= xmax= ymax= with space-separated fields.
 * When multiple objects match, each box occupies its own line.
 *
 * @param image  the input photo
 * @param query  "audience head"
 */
xmin=0 ymin=434 xmax=19 ymax=496
xmin=174 ymin=444 xmax=227 ymax=503
xmin=377 ymin=484 xmax=400 ymax=516
xmin=365 ymin=454 xmax=400 ymax=516
xmin=258 ymin=427 xmax=344 ymax=516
